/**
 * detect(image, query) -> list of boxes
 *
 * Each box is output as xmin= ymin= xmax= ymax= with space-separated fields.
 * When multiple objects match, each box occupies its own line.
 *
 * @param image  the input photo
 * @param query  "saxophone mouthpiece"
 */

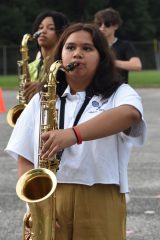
xmin=33 ymin=31 xmax=42 ymax=39
xmin=65 ymin=62 xmax=79 ymax=72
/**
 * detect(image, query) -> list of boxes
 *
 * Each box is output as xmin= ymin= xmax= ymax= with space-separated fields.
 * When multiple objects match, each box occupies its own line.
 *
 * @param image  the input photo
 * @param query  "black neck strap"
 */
xmin=59 ymin=97 xmax=66 ymax=129
xmin=59 ymin=94 xmax=91 ymax=129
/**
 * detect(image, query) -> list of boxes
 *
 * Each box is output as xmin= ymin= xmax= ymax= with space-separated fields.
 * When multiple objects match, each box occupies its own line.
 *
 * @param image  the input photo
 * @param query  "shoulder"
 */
xmin=114 ymin=39 xmax=134 ymax=49
xmin=114 ymin=84 xmax=140 ymax=100
xmin=116 ymin=83 xmax=138 ymax=93
xmin=29 ymin=93 xmax=41 ymax=108
xmin=113 ymin=39 xmax=137 ymax=60
xmin=29 ymin=59 xmax=41 ymax=69
xmin=113 ymin=84 xmax=143 ymax=113
xmin=28 ymin=59 xmax=42 ymax=81
xmin=112 ymin=39 xmax=134 ymax=55
xmin=22 ymin=93 xmax=40 ymax=117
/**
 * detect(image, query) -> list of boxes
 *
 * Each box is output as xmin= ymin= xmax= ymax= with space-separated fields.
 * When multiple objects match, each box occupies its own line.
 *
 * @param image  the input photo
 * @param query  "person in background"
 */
xmin=5 ymin=23 xmax=146 ymax=240
xmin=24 ymin=10 xmax=69 ymax=101
xmin=94 ymin=7 xmax=142 ymax=83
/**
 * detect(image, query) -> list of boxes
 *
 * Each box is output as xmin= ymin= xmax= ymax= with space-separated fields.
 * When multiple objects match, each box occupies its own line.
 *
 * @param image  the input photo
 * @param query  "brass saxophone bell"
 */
xmin=16 ymin=168 xmax=57 ymax=240
xmin=7 ymin=103 xmax=27 ymax=128
xmin=7 ymin=33 xmax=38 ymax=128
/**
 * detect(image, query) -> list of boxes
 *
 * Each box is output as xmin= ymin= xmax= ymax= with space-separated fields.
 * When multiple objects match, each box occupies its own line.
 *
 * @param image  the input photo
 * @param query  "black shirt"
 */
xmin=111 ymin=39 xmax=138 ymax=83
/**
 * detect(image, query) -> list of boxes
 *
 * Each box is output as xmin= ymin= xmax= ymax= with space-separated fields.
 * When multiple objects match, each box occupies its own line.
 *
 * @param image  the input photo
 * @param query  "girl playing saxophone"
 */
xmin=5 ymin=23 xmax=147 ymax=240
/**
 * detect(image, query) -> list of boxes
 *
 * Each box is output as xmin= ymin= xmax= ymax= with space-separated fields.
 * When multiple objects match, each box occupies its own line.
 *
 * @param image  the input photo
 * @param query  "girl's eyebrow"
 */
xmin=65 ymin=42 xmax=94 ymax=46
xmin=39 ymin=23 xmax=55 ymax=27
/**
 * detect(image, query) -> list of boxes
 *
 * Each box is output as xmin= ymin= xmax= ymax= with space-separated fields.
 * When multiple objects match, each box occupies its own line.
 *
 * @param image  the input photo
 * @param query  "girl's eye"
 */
xmin=64 ymin=44 xmax=94 ymax=52
xmin=66 ymin=45 xmax=75 ymax=51
xmin=50 ymin=27 xmax=55 ymax=31
xmin=48 ymin=26 xmax=56 ymax=31
xmin=83 ymin=46 xmax=93 ymax=51
xmin=38 ymin=26 xmax=55 ymax=31
xmin=38 ymin=26 xmax=43 ymax=30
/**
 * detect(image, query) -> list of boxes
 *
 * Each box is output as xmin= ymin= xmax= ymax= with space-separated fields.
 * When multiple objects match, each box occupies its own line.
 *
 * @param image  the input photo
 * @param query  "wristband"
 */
xmin=72 ymin=126 xmax=82 ymax=144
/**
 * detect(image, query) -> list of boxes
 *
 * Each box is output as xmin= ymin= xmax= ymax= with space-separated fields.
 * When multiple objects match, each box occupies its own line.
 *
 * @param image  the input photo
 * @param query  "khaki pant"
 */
xmin=55 ymin=184 xmax=126 ymax=240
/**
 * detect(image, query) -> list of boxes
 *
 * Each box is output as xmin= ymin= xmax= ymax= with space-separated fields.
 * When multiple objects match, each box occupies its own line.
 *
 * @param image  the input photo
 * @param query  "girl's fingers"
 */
xmin=41 ymin=145 xmax=58 ymax=159
xmin=48 ymin=146 xmax=59 ymax=158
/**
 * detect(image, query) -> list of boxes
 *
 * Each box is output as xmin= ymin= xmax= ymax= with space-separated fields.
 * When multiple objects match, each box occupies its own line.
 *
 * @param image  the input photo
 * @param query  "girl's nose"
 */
xmin=73 ymin=48 xmax=83 ymax=58
xmin=99 ymin=23 xmax=106 ymax=30
xmin=40 ymin=28 xmax=47 ymax=34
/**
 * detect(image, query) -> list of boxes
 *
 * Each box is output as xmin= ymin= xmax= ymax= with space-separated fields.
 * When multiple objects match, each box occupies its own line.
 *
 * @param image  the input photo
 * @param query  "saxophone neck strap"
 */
xmin=57 ymin=90 xmax=93 ymax=160
xmin=59 ymin=93 xmax=92 ymax=129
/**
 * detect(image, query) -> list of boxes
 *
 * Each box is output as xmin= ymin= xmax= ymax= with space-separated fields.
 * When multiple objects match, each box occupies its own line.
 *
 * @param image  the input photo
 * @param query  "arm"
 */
xmin=40 ymin=104 xmax=141 ymax=158
xmin=17 ymin=156 xmax=34 ymax=178
xmin=24 ymin=82 xmax=42 ymax=101
xmin=73 ymin=104 xmax=140 ymax=140
xmin=24 ymin=57 xmax=46 ymax=101
xmin=115 ymin=57 xmax=142 ymax=71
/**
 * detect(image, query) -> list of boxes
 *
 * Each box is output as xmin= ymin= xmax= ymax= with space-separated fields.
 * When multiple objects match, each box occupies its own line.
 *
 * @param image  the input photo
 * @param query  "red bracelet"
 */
xmin=72 ymin=126 xmax=83 ymax=144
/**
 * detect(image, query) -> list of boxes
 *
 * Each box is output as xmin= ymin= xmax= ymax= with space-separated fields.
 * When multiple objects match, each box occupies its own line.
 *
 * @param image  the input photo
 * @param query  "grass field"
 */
xmin=129 ymin=70 xmax=160 ymax=87
xmin=0 ymin=70 xmax=160 ymax=90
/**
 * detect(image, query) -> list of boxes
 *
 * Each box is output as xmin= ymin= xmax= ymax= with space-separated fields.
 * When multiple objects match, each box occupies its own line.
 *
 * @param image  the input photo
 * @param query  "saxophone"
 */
xmin=16 ymin=60 xmax=78 ymax=240
xmin=7 ymin=32 xmax=41 ymax=128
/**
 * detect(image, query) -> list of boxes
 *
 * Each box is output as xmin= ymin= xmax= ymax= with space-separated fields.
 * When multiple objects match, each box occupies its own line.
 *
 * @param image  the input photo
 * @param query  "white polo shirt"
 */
xmin=5 ymin=84 xmax=147 ymax=193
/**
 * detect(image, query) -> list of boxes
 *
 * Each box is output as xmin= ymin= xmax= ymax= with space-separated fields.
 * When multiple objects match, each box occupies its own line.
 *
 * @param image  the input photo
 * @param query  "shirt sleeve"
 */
xmin=124 ymin=41 xmax=138 ymax=60
xmin=5 ymin=94 xmax=40 ymax=163
xmin=114 ymin=84 xmax=147 ymax=146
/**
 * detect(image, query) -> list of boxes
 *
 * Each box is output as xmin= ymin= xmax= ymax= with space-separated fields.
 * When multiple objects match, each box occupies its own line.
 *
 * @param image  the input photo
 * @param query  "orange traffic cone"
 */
xmin=0 ymin=87 xmax=6 ymax=113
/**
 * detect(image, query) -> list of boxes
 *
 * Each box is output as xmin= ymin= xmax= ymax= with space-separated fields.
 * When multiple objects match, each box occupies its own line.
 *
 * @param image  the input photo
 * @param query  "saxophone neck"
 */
xmin=20 ymin=32 xmax=41 ymax=63
xmin=21 ymin=33 xmax=32 ymax=48
xmin=48 ymin=60 xmax=79 ymax=84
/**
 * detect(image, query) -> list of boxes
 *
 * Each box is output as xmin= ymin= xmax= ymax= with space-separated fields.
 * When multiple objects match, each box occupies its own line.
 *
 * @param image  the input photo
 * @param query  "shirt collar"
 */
xmin=109 ymin=37 xmax=118 ymax=47
xmin=61 ymin=85 xmax=86 ymax=100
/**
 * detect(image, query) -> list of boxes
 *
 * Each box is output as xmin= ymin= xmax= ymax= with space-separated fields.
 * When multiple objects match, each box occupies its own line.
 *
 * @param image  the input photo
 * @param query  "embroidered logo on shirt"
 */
xmin=92 ymin=101 xmax=99 ymax=108
xmin=89 ymin=100 xmax=108 ymax=113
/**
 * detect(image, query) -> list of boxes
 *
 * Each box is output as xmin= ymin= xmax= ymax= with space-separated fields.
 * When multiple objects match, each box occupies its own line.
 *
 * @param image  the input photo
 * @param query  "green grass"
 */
xmin=0 ymin=70 xmax=160 ymax=90
xmin=0 ymin=75 xmax=19 ymax=90
xmin=129 ymin=70 xmax=160 ymax=88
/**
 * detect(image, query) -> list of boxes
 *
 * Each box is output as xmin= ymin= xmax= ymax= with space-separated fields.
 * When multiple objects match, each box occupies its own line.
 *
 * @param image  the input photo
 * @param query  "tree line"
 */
xmin=0 ymin=0 xmax=159 ymax=45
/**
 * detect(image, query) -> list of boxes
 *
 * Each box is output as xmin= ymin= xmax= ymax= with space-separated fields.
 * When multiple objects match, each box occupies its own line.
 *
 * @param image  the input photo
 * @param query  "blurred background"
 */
xmin=0 ymin=0 xmax=160 ymax=75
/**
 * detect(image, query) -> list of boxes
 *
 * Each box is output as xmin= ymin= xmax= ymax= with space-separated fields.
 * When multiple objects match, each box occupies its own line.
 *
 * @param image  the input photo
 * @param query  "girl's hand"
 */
xmin=40 ymin=128 xmax=77 ymax=159
xmin=24 ymin=82 xmax=41 ymax=101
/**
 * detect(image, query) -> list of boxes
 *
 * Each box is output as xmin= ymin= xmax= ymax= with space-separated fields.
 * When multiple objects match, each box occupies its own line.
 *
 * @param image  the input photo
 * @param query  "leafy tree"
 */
xmin=0 ymin=0 xmax=159 ymax=44
xmin=105 ymin=0 xmax=155 ymax=40
xmin=148 ymin=0 xmax=160 ymax=39
xmin=0 ymin=5 xmax=25 ymax=44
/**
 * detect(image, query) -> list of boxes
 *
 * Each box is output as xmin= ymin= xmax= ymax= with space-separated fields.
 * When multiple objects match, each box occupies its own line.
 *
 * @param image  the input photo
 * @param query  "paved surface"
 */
xmin=0 ymin=89 xmax=160 ymax=240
